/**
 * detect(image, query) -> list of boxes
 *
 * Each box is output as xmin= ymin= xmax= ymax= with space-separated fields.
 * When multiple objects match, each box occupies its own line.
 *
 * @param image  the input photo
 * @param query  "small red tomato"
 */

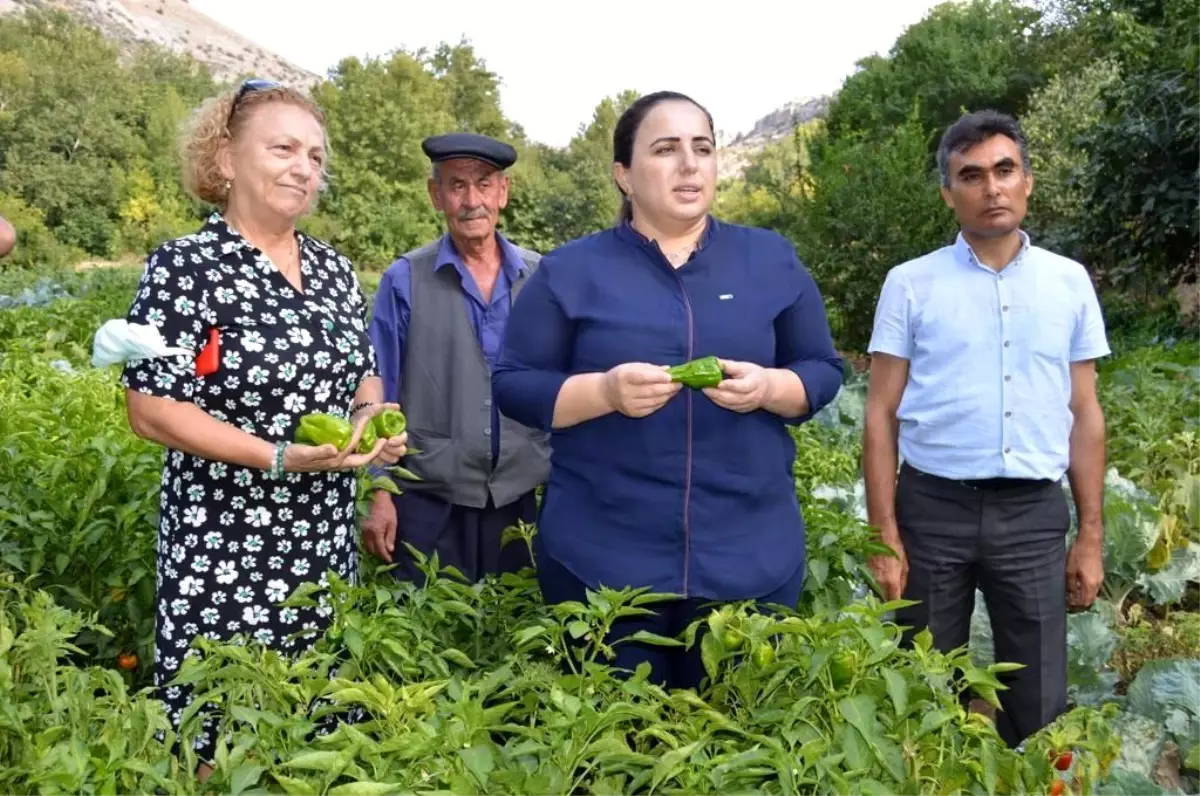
xmin=1054 ymin=751 xmax=1073 ymax=771
xmin=117 ymin=652 xmax=138 ymax=671
xmin=1050 ymin=778 xmax=1065 ymax=796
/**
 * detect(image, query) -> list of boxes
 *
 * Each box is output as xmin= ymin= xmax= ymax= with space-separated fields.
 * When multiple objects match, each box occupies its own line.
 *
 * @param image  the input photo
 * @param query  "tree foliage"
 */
xmin=793 ymin=112 xmax=957 ymax=350
xmin=0 ymin=1 xmax=1193 ymax=347
xmin=824 ymin=0 xmax=1047 ymax=145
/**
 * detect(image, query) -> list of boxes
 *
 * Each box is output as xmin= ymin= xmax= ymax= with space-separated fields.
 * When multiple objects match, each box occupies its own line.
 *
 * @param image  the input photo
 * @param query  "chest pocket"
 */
xmin=911 ymin=292 xmax=992 ymax=363
xmin=1010 ymin=298 xmax=1076 ymax=364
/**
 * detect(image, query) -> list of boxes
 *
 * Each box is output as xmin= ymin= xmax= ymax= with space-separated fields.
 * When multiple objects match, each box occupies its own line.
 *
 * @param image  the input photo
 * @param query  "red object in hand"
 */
xmin=195 ymin=327 xmax=220 ymax=376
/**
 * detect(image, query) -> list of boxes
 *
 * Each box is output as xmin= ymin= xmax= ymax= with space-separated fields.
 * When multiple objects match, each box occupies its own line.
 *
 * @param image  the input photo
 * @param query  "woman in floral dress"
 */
xmin=119 ymin=80 xmax=408 ymax=769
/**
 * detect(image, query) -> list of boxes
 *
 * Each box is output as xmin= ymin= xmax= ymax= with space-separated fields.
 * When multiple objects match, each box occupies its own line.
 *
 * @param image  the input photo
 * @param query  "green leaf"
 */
xmin=441 ymin=647 xmax=475 ymax=668
xmin=623 ymin=629 xmax=685 ymax=647
xmin=343 ymin=627 xmax=364 ymax=659
xmin=701 ymin=629 xmax=722 ymax=683
xmin=272 ymin=774 xmax=317 ymax=796
xmin=567 ymin=620 xmax=590 ymax=639
xmin=841 ymin=723 xmax=872 ymax=771
xmin=872 ymin=736 xmax=906 ymax=784
xmin=980 ymin=738 xmax=997 ymax=795
xmin=651 ymin=740 xmax=702 ymax=790
xmin=881 ymin=669 xmax=908 ymax=716
xmin=459 ymin=744 xmax=494 ymax=787
xmin=328 ymin=783 xmax=404 ymax=796
xmin=838 ymin=695 xmax=879 ymax=743
xmin=281 ymin=750 xmax=344 ymax=771
xmin=230 ymin=763 xmax=266 ymax=796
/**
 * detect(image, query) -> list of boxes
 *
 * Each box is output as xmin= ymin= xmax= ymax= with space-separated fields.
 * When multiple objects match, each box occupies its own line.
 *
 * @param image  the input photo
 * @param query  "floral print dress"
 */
xmin=120 ymin=213 xmax=377 ymax=755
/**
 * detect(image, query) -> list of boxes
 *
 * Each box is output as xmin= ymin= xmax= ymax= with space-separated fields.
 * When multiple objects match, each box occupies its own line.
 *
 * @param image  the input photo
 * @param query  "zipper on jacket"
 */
xmin=669 ymin=268 xmax=695 ymax=600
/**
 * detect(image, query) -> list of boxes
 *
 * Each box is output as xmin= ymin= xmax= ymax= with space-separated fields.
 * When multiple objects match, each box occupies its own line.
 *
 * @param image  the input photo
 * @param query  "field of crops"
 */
xmin=0 ymin=267 xmax=1197 ymax=795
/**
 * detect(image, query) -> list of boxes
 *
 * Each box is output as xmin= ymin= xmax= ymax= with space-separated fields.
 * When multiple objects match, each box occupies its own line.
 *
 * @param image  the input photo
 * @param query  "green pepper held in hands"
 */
xmin=294 ymin=413 xmax=353 ymax=450
xmin=356 ymin=408 xmax=407 ymax=454
xmin=372 ymin=409 xmax=407 ymax=439
xmin=356 ymin=422 xmax=378 ymax=455
xmin=667 ymin=355 xmax=724 ymax=390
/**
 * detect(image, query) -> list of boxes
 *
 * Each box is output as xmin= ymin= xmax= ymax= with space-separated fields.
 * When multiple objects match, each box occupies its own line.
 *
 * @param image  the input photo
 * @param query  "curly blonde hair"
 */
xmin=179 ymin=83 xmax=329 ymax=207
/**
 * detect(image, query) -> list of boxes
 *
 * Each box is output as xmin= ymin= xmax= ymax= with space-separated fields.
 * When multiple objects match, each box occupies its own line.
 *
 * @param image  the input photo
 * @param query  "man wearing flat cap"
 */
xmin=362 ymin=132 xmax=550 ymax=584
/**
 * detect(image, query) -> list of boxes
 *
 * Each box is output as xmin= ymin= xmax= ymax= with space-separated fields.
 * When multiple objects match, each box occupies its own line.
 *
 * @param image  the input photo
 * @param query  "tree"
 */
xmin=793 ymin=109 xmax=958 ymax=351
xmin=1047 ymin=0 xmax=1199 ymax=297
xmin=825 ymin=0 xmax=1048 ymax=147
xmin=425 ymin=40 xmax=509 ymax=139
xmin=311 ymin=51 xmax=456 ymax=266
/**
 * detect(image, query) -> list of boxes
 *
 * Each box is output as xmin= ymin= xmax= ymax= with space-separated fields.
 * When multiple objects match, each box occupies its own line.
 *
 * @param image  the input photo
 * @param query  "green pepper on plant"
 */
xmin=667 ymin=355 xmax=724 ymax=389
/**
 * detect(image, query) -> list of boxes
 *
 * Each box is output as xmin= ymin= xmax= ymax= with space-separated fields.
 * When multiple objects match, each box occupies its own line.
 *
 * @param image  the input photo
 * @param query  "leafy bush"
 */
xmin=0 ymin=192 xmax=81 ymax=273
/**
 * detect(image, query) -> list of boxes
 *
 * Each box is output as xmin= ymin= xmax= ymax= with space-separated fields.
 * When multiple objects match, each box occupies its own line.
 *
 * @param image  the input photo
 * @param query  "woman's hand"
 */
xmin=282 ymin=439 xmax=384 ymax=473
xmin=702 ymin=359 xmax=773 ymax=413
xmin=283 ymin=405 xmax=405 ymax=473
xmin=603 ymin=363 xmax=682 ymax=418
xmin=350 ymin=401 xmax=408 ymax=466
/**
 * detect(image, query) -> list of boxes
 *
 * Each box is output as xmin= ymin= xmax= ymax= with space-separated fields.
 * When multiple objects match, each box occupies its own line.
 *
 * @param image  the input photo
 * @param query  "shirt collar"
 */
xmin=434 ymin=230 xmax=528 ymax=282
xmin=616 ymin=214 xmax=720 ymax=254
xmin=953 ymin=228 xmax=1031 ymax=272
xmin=203 ymin=212 xmax=308 ymax=256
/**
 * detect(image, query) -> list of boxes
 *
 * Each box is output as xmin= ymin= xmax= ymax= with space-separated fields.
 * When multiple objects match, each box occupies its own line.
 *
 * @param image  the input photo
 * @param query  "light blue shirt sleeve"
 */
xmin=867 ymin=268 xmax=913 ymax=359
xmin=1071 ymin=273 xmax=1112 ymax=362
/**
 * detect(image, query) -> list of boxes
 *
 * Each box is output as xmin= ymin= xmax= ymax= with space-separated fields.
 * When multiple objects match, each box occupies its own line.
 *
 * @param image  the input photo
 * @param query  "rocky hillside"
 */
xmin=0 ymin=0 xmax=320 ymax=87
xmin=718 ymin=96 xmax=832 ymax=179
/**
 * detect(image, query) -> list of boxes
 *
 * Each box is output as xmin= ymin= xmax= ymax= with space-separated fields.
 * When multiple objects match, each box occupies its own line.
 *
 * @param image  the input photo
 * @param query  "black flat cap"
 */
xmin=421 ymin=132 xmax=518 ymax=170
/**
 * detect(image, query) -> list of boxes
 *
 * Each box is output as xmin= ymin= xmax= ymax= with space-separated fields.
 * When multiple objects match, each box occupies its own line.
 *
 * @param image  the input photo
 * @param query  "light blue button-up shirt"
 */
xmin=868 ymin=231 xmax=1111 ymax=482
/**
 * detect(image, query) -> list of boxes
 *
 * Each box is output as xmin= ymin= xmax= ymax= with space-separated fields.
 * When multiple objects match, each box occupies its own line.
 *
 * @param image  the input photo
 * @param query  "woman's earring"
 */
xmin=225 ymin=180 xmax=232 ymax=191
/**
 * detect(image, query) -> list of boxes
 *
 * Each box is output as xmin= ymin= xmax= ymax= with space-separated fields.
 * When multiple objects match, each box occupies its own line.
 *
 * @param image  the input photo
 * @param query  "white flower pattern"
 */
xmin=119 ymin=214 xmax=375 ymax=760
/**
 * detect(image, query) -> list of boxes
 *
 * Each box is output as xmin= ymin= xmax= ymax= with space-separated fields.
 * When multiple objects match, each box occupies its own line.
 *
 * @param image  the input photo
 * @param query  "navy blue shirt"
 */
xmin=492 ymin=218 xmax=844 ymax=601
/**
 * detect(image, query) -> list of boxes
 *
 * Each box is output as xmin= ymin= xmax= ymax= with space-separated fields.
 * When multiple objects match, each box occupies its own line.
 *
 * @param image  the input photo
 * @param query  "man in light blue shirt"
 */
xmin=862 ymin=110 xmax=1109 ymax=748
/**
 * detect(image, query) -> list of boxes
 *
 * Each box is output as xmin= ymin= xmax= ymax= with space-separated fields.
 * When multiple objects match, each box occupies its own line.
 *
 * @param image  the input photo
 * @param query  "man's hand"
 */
xmin=362 ymin=490 xmax=397 ymax=562
xmin=701 ymin=359 xmax=772 ymax=413
xmin=868 ymin=525 xmax=908 ymax=601
xmin=1066 ymin=532 xmax=1104 ymax=612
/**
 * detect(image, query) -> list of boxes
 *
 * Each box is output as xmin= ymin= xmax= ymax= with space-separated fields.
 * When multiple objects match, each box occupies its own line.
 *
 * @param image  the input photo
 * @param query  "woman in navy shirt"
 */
xmin=493 ymin=91 xmax=844 ymax=689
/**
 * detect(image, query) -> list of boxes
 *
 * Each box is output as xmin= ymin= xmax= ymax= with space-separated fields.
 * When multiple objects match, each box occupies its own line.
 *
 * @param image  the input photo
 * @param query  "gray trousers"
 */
xmin=894 ymin=462 xmax=1069 ymax=748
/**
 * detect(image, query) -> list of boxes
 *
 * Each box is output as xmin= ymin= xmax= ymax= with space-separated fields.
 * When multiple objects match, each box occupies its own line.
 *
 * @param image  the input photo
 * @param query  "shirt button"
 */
xmin=1005 ymin=375 xmax=1012 ymax=382
xmin=1004 ymin=446 xmax=1012 ymax=454
xmin=1005 ymin=411 xmax=1012 ymax=418
xmin=483 ymin=427 xmax=491 ymax=436
xmin=484 ymin=398 xmax=493 ymax=407
xmin=1002 ymin=305 xmax=1009 ymax=312
xmin=1004 ymin=340 xmax=1011 ymax=347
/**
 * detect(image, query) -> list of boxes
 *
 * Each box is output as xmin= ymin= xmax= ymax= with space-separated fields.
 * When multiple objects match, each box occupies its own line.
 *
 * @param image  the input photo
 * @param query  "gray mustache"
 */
xmin=458 ymin=208 xmax=489 ymax=220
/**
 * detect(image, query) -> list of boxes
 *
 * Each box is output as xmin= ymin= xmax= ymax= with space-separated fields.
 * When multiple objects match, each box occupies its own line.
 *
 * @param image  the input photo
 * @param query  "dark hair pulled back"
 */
xmin=612 ymin=91 xmax=715 ymax=224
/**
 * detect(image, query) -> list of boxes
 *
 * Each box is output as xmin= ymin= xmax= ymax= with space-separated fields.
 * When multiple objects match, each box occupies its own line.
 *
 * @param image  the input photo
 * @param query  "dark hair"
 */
xmin=612 ymin=90 xmax=715 ymax=224
xmin=936 ymin=109 xmax=1031 ymax=187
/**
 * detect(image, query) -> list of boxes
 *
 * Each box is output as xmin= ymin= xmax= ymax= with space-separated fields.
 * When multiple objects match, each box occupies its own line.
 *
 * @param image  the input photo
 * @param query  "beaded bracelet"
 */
xmin=269 ymin=441 xmax=288 ymax=480
xmin=349 ymin=401 xmax=376 ymax=416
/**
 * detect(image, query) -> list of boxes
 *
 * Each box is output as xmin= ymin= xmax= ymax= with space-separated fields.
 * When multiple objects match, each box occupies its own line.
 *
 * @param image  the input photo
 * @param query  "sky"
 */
xmin=190 ymin=0 xmax=947 ymax=149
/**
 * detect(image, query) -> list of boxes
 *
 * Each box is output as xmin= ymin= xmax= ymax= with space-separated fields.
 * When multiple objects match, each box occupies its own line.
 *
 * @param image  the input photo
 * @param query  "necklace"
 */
xmin=663 ymin=241 xmax=697 ymax=266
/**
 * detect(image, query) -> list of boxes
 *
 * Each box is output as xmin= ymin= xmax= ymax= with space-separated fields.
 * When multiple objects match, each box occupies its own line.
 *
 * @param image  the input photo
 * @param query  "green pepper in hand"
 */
xmin=356 ymin=421 xmax=379 ymax=455
xmin=372 ymin=408 xmax=407 ymax=439
xmin=294 ymin=413 xmax=353 ymax=450
xmin=356 ymin=408 xmax=406 ymax=454
xmin=667 ymin=356 xmax=724 ymax=389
